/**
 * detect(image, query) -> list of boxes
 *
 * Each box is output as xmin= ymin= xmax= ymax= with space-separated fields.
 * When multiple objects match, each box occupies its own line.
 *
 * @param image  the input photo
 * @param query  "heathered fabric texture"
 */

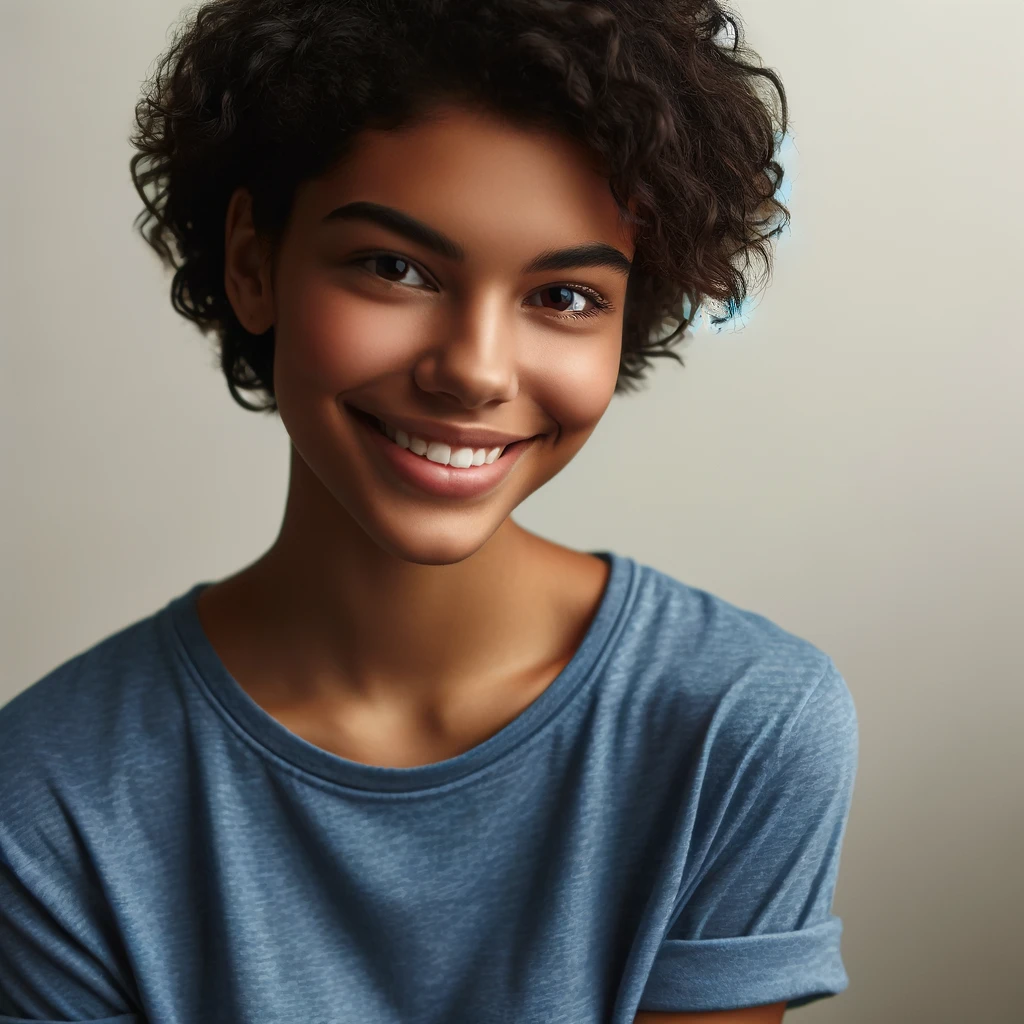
xmin=0 ymin=551 xmax=858 ymax=1023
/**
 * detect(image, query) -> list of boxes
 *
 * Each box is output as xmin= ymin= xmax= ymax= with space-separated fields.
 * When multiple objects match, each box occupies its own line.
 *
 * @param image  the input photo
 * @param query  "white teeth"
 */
xmin=380 ymin=419 xmax=503 ymax=466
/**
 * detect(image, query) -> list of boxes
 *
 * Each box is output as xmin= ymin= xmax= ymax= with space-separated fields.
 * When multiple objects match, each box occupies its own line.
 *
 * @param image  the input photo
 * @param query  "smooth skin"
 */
xmin=205 ymin=101 xmax=786 ymax=1022
xmin=205 ymin=101 xmax=627 ymax=767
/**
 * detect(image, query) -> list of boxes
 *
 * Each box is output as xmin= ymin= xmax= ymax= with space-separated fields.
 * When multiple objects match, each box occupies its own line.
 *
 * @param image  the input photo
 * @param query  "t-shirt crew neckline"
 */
xmin=164 ymin=550 xmax=637 ymax=794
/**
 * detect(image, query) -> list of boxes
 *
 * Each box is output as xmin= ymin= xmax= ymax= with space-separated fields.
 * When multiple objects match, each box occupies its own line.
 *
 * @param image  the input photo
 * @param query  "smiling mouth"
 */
xmin=346 ymin=405 xmax=535 ymax=459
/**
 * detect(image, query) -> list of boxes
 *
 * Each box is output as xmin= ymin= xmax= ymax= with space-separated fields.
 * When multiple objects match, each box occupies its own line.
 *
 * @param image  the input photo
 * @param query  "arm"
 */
xmin=635 ymin=664 xmax=858 ymax=1018
xmin=636 ymin=1001 xmax=787 ymax=1023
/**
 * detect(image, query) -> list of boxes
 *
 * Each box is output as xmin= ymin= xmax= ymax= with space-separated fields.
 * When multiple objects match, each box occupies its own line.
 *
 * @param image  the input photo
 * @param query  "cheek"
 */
xmin=273 ymin=270 xmax=425 ymax=392
xmin=526 ymin=331 xmax=621 ymax=441
xmin=271 ymin=259 xmax=622 ymax=430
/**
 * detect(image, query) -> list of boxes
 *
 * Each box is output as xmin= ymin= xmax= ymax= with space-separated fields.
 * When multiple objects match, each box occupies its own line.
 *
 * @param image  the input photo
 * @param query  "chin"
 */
xmin=356 ymin=508 xmax=511 ymax=567
xmin=372 ymin=536 xmax=493 ymax=568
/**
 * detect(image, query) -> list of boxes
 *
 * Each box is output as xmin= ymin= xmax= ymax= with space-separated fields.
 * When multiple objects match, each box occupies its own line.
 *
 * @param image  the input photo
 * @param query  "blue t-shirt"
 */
xmin=0 ymin=551 xmax=858 ymax=1023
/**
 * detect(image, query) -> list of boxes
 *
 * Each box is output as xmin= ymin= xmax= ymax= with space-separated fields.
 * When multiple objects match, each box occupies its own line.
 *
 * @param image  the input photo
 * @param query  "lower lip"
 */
xmin=346 ymin=406 xmax=540 ymax=500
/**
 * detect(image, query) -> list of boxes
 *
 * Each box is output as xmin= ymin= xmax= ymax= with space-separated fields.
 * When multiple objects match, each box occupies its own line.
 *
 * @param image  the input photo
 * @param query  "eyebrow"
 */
xmin=321 ymin=200 xmax=632 ymax=278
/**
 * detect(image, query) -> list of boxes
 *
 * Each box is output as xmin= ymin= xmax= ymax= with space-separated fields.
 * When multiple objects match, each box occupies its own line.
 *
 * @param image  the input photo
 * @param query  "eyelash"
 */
xmin=349 ymin=251 xmax=613 ymax=321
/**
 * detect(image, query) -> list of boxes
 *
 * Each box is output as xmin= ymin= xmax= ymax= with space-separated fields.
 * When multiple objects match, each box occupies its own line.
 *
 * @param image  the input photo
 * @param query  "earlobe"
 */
xmin=223 ymin=186 xmax=274 ymax=335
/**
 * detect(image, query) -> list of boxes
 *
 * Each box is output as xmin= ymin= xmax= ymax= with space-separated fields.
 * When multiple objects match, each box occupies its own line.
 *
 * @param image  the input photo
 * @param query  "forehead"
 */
xmin=296 ymin=103 xmax=635 ymax=258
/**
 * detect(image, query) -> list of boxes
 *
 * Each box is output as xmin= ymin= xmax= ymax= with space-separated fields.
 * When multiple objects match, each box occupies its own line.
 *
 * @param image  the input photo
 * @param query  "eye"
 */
xmin=351 ymin=252 xmax=613 ymax=321
xmin=525 ymin=284 xmax=612 ymax=321
xmin=354 ymin=253 xmax=431 ymax=289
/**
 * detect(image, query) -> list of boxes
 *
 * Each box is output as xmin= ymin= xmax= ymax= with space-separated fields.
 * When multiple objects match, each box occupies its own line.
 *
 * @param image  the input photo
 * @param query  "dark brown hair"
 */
xmin=130 ymin=0 xmax=790 ymax=413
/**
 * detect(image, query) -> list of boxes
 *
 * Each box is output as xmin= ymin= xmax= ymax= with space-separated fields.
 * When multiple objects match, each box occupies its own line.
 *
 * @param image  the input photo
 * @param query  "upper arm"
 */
xmin=635 ymin=663 xmax=857 ymax=1018
xmin=0 ymin=857 xmax=143 ymax=1022
xmin=635 ymin=1000 xmax=787 ymax=1023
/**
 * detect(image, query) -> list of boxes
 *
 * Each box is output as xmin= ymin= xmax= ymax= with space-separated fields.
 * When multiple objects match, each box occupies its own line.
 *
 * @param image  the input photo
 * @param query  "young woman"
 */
xmin=0 ymin=2 xmax=857 ymax=1023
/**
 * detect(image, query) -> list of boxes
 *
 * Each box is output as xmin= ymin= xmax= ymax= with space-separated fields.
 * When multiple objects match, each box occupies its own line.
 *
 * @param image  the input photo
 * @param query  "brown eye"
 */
xmin=527 ymin=284 xmax=611 ymax=321
xmin=354 ymin=253 xmax=431 ymax=288
xmin=349 ymin=253 xmax=611 ymax=322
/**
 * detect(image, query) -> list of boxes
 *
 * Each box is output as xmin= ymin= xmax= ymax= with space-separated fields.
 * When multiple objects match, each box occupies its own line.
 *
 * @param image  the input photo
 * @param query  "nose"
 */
xmin=412 ymin=298 xmax=519 ymax=409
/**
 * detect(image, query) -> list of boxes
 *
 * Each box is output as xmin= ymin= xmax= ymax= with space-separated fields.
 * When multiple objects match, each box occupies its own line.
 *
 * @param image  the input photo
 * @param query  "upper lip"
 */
xmin=346 ymin=404 xmax=540 ymax=450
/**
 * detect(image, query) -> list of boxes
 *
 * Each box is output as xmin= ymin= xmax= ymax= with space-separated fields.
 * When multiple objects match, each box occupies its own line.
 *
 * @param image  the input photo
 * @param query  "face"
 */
xmin=224 ymin=102 xmax=636 ymax=566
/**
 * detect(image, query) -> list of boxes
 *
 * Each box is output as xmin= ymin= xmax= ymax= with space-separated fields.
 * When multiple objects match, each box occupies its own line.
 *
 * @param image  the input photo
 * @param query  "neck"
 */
xmin=199 ymin=444 xmax=576 ymax=714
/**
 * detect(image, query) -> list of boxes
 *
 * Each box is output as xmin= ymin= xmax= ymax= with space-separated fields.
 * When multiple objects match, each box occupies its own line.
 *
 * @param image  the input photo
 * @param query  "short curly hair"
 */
xmin=129 ymin=0 xmax=790 ymax=414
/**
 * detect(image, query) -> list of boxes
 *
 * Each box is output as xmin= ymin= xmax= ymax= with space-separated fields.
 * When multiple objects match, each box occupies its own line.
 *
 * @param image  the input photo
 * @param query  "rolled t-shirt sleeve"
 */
xmin=639 ymin=660 xmax=859 ymax=1014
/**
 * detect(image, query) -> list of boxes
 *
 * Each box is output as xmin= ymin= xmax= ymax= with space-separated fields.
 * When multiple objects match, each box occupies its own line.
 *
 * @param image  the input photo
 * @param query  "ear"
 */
xmin=224 ymin=186 xmax=274 ymax=335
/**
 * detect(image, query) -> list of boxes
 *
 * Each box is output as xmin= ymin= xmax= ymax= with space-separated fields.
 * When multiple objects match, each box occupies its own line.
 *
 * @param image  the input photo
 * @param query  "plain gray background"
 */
xmin=2 ymin=1 xmax=1022 ymax=1021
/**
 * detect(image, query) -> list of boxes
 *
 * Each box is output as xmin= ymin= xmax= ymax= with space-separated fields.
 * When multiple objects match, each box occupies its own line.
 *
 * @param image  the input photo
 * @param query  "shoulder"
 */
xmin=0 ymin=598 xmax=190 ymax=847
xmin=1 ymin=607 xmax=165 ymax=754
xmin=617 ymin=557 xmax=857 ymax=779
